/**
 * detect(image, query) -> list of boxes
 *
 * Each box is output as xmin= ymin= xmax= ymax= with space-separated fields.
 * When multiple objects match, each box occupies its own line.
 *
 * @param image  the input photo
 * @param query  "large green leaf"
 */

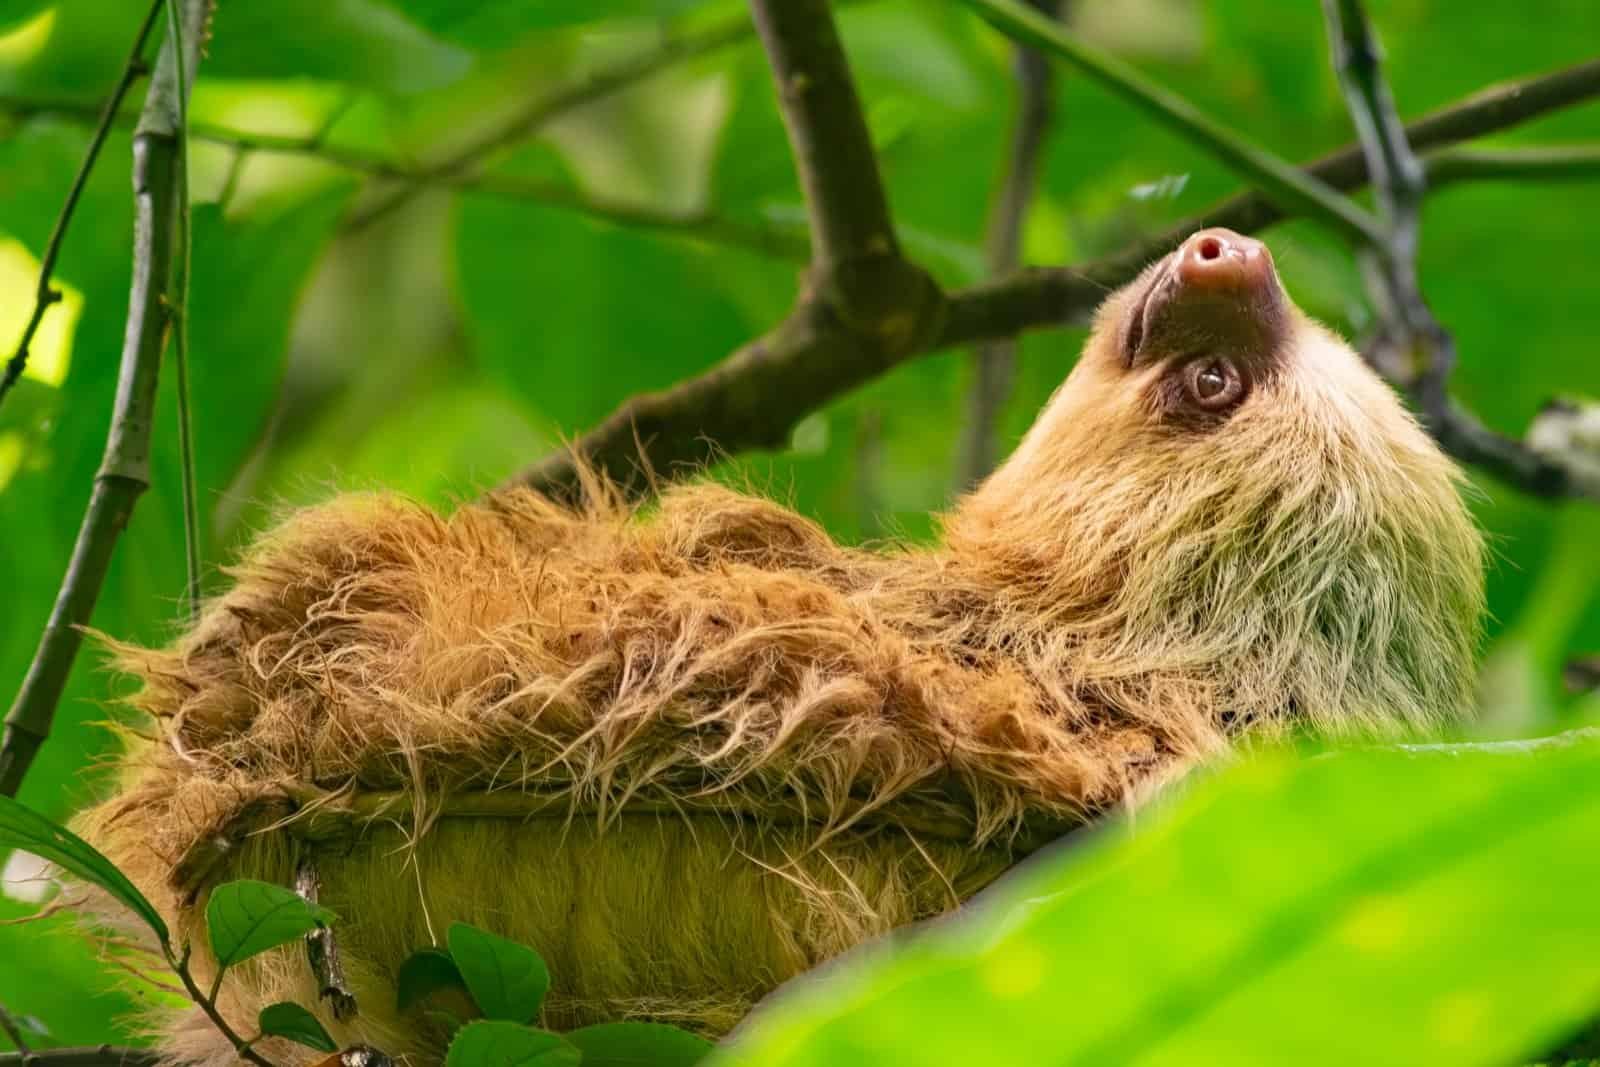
xmin=444 ymin=1021 xmax=578 ymax=1067
xmin=0 ymin=795 xmax=168 ymax=945
xmin=447 ymin=923 xmax=550 ymax=1024
xmin=715 ymin=732 xmax=1600 ymax=1067
xmin=205 ymin=879 xmax=334 ymax=970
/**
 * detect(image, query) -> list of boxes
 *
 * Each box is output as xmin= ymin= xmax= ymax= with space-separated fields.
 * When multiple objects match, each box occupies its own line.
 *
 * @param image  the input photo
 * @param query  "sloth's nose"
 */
xmin=1174 ymin=228 xmax=1275 ymax=295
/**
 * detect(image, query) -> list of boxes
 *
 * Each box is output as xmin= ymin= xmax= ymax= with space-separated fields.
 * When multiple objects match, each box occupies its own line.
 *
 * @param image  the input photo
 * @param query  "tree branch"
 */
xmin=1424 ymin=144 xmax=1600 ymax=185
xmin=750 ymin=0 xmax=898 ymax=270
xmin=344 ymin=8 xmax=756 ymax=231
xmin=510 ymin=0 xmax=940 ymax=498
xmin=959 ymin=0 xmax=1385 ymax=246
xmin=0 ymin=1 xmax=163 ymax=412
xmin=0 ymin=0 xmax=212 ymax=799
xmin=957 ymin=0 xmax=1063 ymax=489
xmin=503 ymin=55 xmax=1600 ymax=502
xmin=0 ymin=1049 xmax=160 ymax=1067
xmin=1321 ymin=0 xmax=1587 ymax=502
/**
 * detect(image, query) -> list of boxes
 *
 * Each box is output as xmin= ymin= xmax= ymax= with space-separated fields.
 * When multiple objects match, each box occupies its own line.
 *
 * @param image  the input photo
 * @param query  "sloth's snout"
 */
xmin=1174 ymin=228 xmax=1276 ymax=296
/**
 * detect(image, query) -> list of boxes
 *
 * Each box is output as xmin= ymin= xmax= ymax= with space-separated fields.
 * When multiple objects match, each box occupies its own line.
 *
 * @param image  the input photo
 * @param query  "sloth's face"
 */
xmin=1018 ymin=227 xmax=1438 ymax=486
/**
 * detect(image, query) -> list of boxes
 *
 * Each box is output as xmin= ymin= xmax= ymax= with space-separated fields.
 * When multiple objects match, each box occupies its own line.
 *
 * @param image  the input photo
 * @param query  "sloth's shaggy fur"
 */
xmin=74 ymin=241 xmax=1483 ymax=1064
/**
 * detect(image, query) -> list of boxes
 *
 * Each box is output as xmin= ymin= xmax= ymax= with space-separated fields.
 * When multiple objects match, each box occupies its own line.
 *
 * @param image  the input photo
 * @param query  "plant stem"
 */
xmin=0 ymin=0 xmax=163 ymax=411
xmin=0 ymin=0 xmax=211 ymax=799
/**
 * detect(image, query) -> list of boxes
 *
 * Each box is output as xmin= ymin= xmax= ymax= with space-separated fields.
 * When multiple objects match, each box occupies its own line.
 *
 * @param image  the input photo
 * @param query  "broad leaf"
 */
xmin=714 ymin=731 xmax=1600 ymax=1067
xmin=0 ymin=795 xmax=168 ymax=946
xmin=444 ymin=1021 xmax=578 ymax=1067
xmin=447 ymin=923 xmax=550 ymax=1024
xmin=206 ymin=880 xmax=334 ymax=970
xmin=258 ymin=1001 xmax=337 ymax=1053
xmin=567 ymin=1021 xmax=715 ymax=1066
xmin=397 ymin=947 xmax=469 ymax=1012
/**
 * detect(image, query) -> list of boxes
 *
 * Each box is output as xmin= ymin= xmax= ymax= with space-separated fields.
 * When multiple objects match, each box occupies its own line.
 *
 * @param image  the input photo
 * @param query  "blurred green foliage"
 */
xmin=714 ymin=731 xmax=1600 ymax=1067
xmin=0 ymin=0 xmax=1597 ymax=1055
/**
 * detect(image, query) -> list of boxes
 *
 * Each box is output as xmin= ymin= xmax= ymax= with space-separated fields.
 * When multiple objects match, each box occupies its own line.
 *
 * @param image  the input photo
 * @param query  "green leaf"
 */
xmin=406 ymin=0 xmax=710 ymax=47
xmin=444 ymin=1021 xmax=578 ymax=1067
xmin=397 ymin=947 xmax=469 ymax=1012
xmin=205 ymin=880 xmax=335 ymax=970
xmin=257 ymin=1001 xmax=337 ymax=1053
xmin=716 ymin=731 xmax=1600 ymax=1067
xmin=0 ymin=794 xmax=168 ymax=946
xmin=447 ymin=923 xmax=550 ymax=1024
xmin=204 ymin=0 xmax=473 ymax=94
xmin=567 ymin=1022 xmax=715 ymax=1066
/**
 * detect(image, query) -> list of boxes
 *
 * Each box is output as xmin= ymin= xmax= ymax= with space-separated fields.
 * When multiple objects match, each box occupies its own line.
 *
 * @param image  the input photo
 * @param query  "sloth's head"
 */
xmin=952 ymin=228 xmax=1485 ymax=739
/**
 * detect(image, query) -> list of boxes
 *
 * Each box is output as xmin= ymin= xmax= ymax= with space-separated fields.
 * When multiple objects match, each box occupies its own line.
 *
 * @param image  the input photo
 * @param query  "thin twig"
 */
xmin=163 ymin=0 xmax=201 ymax=621
xmin=959 ymin=0 xmax=1385 ymax=246
xmin=0 ymin=1048 xmax=161 ymax=1067
xmin=168 ymin=947 xmax=276 ymax=1067
xmin=957 ymin=0 xmax=1062 ymax=489
xmin=0 ymin=0 xmax=163 ymax=411
xmin=0 ymin=98 xmax=812 ymax=260
xmin=0 ymin=0 xmax=211 ymax=799
xmin=344 ymin=8 xmax=756 ymax=231
xmin=1321 ymin=0 xmax=1578 ymax=500
xmin=1424 ymin=144 xmax=1600 ymax=185
xmin=0 ymin=1005 xmax=30 ymax=1055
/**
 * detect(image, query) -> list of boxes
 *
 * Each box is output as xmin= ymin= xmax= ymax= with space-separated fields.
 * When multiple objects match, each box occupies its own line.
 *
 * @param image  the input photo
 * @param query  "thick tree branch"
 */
xmin=960 ymin=0 xmax=1385 ymax=246
xmin=505 ymin=55 xmax=1600 ymax=502
xmin=0 ymin=0 xmax=212 ymax=799
xmin=512 ymin=0 xmax=940 ymax=499
xmin=0 ymin=1 xmax=162 ymax=411
xmin=750 ymin=0 xmax=898 ymax=270
xmin=957 ymin=0 xmax=1063 ymax=489
xmin=344 ymin=9 xmax=755 ymax=231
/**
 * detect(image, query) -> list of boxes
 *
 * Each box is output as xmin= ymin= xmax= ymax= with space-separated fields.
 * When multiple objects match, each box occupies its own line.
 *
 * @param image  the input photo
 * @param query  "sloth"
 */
xmin=76 ymin=229 xmax=1484 ymax=1063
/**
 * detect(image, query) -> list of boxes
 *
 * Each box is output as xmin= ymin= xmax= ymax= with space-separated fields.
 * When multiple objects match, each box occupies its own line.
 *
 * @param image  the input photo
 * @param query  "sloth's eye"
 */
xmin=1183 ymin=357 xmax=1246 ymax=411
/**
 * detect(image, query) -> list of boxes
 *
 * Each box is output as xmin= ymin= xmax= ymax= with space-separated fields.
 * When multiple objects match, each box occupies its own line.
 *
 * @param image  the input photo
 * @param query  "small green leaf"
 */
xmin=206 ymin=880 xmax=335 ymax=969
xmin=447 ymin=923 xmax=550 ymax=1023
xmin=566 ymin=1021 xmax=715 ymax=1066
xmin=398 ymin=947 xmax=469 ymax=1011
xmin=0 ymin=795 xmax=169 ymax=946
xmin=444 ymin=1021 xmax=578 ymax=1067
xmin=258 ymin=1001 xmax=337 ymax=1053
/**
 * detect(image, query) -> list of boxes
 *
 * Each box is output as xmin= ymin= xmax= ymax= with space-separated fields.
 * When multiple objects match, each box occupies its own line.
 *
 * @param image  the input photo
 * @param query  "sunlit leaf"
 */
xmin=0 ymin=795 xmax=168 ymax=946
xmin=206 ymin=880 xmax=334 ymax=970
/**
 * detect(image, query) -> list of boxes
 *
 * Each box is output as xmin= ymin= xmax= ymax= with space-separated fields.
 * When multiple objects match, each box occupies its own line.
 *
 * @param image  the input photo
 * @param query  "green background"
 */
xmin=1 ymin=0 xmax=1597 ymax=1052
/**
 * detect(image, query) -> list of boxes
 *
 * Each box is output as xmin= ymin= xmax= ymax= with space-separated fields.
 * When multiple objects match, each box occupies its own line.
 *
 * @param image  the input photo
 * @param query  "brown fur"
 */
xmin=72 ymin=239 xmax=1483 ymax=1063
